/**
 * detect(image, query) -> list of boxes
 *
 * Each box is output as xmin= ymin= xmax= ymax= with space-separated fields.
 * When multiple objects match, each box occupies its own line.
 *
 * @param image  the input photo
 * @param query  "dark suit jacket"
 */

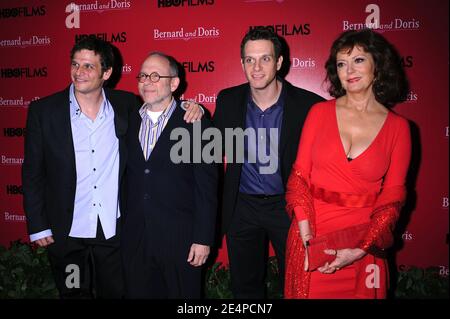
xmin=213 ymin=80 xmax=325 ymax=235
xmin=121 ymin=102 xmax=218 ymax=262
xmin=22 ymin=86 xmax=137 ymax=256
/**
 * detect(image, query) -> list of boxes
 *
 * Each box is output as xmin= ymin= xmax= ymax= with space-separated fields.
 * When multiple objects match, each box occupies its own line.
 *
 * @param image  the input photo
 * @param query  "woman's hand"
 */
xmin=303 ymin=246 xmax=310 ymax=271
xmin=318 ymin=248 xmax=366 ymax=274
xmin=298 ymin=220 xmax=313 ymax=271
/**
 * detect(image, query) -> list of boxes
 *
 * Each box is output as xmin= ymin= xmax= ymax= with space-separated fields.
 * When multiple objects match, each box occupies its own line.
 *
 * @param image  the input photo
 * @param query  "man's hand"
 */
xmin=182 ymin=101 xmax=203 ymax=123
xmin=187 ymin=243 xmax=210 ymax=267
xmin=34 ymin=236 xmax=54 ymax=247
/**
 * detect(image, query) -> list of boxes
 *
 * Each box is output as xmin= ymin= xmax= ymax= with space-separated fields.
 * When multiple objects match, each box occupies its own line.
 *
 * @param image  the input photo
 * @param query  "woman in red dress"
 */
xmin=284 ymin=29 xmax=411 ymax=299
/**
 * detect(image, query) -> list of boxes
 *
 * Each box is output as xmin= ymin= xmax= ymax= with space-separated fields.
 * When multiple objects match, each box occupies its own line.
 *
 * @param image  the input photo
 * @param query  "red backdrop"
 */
xmin=0 ymin=0 xmax=448 ymax=274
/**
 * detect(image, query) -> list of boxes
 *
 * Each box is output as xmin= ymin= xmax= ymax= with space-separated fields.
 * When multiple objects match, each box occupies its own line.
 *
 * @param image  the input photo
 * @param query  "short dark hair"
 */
xmin=325 ymin=29 xmax=408 ymax=108
xmin=70 ymin=37 xmax=114 ymax=73
xmin=146 ymin=52 xmax=179 ymax=77
xmin=240 ymin=27 xmax=282 ymax=60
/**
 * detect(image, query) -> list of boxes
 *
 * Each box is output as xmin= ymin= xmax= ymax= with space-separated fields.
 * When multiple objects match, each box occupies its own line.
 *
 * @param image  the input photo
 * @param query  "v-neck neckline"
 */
xmin=333 ymin=100 xmax=390 ymax=164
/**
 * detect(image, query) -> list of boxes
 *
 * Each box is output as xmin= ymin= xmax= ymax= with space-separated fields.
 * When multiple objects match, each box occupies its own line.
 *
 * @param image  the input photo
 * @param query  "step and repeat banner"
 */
xmin=0 ymin=0 xmax=448 ymax=274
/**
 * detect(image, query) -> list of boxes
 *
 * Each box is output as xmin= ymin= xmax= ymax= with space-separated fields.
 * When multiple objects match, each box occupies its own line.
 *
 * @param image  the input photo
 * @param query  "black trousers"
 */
xmin=47 ymin=218 xmax=124 ymax=299
xmin=226 ymin=193 xmax=291 ymax=298
xmin=124 ymin=234 xmax=202 ymax=299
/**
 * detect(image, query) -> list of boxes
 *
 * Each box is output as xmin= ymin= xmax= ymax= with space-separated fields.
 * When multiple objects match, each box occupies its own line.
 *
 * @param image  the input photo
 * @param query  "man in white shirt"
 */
xmin=22 ymin=38 xmax=203 ymax=298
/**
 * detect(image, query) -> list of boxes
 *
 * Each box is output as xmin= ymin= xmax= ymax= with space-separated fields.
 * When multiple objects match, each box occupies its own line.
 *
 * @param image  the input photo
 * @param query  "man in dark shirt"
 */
xmin=213 ymin=27 xmax=324 ymax=298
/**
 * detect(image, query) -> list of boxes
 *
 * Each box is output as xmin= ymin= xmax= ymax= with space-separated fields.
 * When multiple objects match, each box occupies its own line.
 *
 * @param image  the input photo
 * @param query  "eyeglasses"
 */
xmin=136 ymin=72 xmax=176 ymax=83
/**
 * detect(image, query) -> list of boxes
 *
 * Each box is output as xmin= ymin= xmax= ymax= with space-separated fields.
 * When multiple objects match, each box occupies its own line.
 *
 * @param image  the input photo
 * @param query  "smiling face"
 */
xmin=138 ymin=54 xmax=179 ymax=110
xmin=70 ymin=49 xmax=111 ymax=96
xmin=336 ymin=46 xmax=376 ymax=95
xmin=241 ymin=39 xmax=283 ymax=91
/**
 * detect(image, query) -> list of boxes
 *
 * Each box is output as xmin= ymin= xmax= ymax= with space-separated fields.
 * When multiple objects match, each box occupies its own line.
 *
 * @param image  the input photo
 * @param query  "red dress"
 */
xmin=284 ymin=100 xmax=411 ymax=299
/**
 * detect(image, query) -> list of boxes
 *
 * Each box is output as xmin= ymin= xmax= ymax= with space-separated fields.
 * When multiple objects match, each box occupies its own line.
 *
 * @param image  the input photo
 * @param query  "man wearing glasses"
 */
xmin=213 ymin=27 xmax=324 ymax=298
xmin=121 ymin=52 xmax=218 ymax=298
xmin=22 ymin=38 xmax=202 ymax=298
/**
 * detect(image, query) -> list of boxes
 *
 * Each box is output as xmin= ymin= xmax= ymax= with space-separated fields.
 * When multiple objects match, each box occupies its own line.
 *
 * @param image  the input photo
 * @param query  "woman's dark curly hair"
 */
xmin=325 ymin=29 xmax=409 ymax=108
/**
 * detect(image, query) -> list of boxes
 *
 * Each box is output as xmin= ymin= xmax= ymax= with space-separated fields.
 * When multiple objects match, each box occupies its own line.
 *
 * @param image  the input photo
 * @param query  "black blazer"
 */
xmin=121 ymin=103 xmax=218 ymax=261
xmin=213 ymin=80 xmax=324 ymax=235
xmin=22 ymin=86 xmax=137 ymax=256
